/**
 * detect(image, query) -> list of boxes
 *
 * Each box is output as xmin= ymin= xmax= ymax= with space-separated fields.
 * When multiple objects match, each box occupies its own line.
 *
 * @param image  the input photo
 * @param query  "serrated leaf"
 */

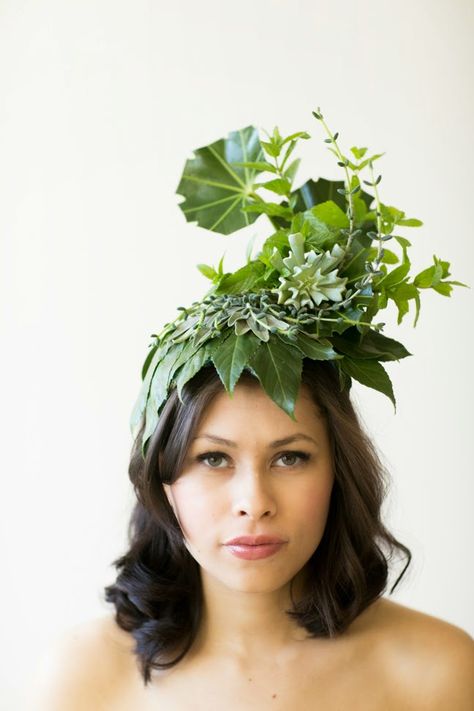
xmin=176 ymin=125 xmax=263 ymax=235
xmin=332 ymin=328 xmax=411 ymax=361
xmin=247 ymin=337 xmax=304 ymax=420
xmin=211 ymin=331 xmax=262 ymax=393
xmin=288 ymin=332 xmax=342 ymax=361
xmin=174 ymin=336 xmax=223 ymax=402
xmin=130 ymin=344 xmax=166 ymax=436
xmin=141 ymin=342 xmax=188 ymax=447
xmin=340 ymin=357 xmax=396 ymax=408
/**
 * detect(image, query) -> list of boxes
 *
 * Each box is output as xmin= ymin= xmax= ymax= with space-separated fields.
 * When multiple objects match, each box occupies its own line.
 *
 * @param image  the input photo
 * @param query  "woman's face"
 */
xmin=163 ymin=380 xmax=335 ymax=594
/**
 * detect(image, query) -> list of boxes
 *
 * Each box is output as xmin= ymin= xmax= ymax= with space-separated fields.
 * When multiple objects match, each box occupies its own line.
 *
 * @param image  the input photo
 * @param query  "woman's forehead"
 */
xmin=193 ymin=380 xmax=325 ymax=436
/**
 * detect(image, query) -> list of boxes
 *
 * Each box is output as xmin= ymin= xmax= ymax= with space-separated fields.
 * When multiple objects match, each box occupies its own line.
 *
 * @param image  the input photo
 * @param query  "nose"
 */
xmin=231 ymin=468 xmax=277 ymax=520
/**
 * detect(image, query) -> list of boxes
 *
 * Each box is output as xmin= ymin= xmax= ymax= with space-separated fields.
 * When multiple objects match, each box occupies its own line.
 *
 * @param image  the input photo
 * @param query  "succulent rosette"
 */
xmin=131 ymin=109 xmax=467 ymax=454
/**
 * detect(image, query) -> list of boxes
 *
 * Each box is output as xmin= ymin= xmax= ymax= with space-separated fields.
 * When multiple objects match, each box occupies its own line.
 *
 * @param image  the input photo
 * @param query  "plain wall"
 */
xmin=1 ymin=0 xmax=473 ymax=708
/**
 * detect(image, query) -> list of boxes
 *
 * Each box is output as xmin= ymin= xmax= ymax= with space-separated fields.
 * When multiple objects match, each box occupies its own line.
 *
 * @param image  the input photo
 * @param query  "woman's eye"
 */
xmin=197 ymin=452 xmax=228 ymax=468
xmin=277 ymin=451 xmax=310 ymax=467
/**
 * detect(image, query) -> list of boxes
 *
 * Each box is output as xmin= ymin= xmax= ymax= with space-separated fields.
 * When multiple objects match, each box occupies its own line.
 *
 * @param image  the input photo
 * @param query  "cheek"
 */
xmin=293 ymin=472 xmax=334 ymax=534
xmin=167 ymin=479 xmax=224 ymax=543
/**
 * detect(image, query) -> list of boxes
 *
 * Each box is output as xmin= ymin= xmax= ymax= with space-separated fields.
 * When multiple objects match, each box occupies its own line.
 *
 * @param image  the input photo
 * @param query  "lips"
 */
xmin=224 ymin=534 xmax=286 ymax=546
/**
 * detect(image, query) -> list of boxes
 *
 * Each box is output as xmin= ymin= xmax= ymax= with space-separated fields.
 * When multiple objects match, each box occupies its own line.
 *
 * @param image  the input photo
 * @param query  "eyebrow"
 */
xmin=191 ymin=433 xmax=319 ymax=448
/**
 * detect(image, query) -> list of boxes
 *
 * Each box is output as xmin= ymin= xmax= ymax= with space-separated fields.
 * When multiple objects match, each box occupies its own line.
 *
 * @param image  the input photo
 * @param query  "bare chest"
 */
xmin=113 ymin=646 xmax=396 ymax=711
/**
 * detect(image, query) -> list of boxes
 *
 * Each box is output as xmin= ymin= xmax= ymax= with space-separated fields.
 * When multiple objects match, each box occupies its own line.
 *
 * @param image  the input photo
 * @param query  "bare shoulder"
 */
xmin=368 ymin=597 xmax=474 ymax=709
xmin=29 ymin=613 xmax=137 ymax=711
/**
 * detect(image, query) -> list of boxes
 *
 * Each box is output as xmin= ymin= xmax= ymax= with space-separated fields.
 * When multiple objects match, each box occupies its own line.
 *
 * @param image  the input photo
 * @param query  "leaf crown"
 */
xmin=131 ymin=108 xmax=467 ymax=455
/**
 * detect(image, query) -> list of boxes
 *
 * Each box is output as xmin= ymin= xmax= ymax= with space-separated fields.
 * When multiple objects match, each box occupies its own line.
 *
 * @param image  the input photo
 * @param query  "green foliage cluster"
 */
xmin=132 ymin=108 xmax=467 ymax=454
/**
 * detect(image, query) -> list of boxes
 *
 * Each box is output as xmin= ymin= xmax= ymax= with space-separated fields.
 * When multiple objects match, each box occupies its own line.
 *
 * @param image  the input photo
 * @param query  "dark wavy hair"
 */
xmin=104 ymin=358 xmax=411 ymax=685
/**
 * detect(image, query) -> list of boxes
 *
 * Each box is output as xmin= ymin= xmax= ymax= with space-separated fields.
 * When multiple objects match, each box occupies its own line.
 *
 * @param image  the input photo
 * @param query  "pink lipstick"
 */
xmin=224 ymin=534 xmax=287 ymax=560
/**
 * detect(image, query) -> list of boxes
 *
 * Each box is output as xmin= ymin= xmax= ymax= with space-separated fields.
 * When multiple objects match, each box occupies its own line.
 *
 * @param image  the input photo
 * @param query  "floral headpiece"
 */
xmin=131 ymin=108 xmax=466 ymax=455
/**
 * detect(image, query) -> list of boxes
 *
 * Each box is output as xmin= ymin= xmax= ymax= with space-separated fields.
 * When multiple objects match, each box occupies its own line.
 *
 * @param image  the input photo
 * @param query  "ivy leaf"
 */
xmin=340 ymin=357 xmax=396 ymax=409
xmin=247 ymin=337 xmax=304 ymax=421
xmin=211 ymin=331 xmax=262 ymax=393
xmin=291 ymin=177 xmax=374 ymax=214
xmin=176 ymin=125 xmax=263 ymax=235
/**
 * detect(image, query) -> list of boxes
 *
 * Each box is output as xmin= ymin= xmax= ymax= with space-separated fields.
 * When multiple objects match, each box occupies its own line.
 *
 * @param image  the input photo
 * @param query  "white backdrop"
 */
xmin=1 ymin=1 xmax=473 ymax=708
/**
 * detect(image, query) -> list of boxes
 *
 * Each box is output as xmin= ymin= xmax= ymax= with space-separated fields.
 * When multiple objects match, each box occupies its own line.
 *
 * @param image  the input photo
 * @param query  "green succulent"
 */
xmin=270 ymin=232 xmax=348 ymax=309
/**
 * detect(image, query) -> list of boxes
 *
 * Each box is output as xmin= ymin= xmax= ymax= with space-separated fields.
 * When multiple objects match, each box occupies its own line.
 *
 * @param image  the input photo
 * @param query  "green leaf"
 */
xmin=281 ymin=131 xmax=310 ymax=146
xmin=377 ymin=262 xmax=411 ymax=289
xmin=261 ymin=140 xmax=281 ymax=158
xmin=367 ymin=247 xmax=399 ymax=264
xmin=332 ymin=328 xmax=411 ymax=361
xmin=141 ymin=342 xmax=189 ymax=446
xmin=414 ymin=263 xmax=443 ymax=288
xmin=340 ymin=357 xmax=396 ymax=408
xmin=213 ymin=260 xmax=266 ymax=294
xmin=130 ymin=343 xmax=166 ymax=436
xmin=242 ymin=201 xmax=294 ymax=220
xmin=358 ymin=153 xmax=385 ymax=171
xmin=232 ymin=160 xmax=277 ymax=173
xmin=283 ymin=158 xmax=301 ymax=182
xmin=176 ymin=125 xmax=263 ymax=235
xmin=247 ymin=337 xmax=304 ymax=421
xmin=289 ymin=332 xmax=342 ymax=361
xmin=398 ymin=218 xmax=423 ymax=227
xmin=257 ymin=177 xmax=292 ymax=196
xmin=211 ymin=331 xmax=262 ymax=393
xmin=174 ymin=337 xmax=223 ymax=402
xmin=350 ymin=146 xmax=368 ymax=160
xmin=311 ymin=200 xmax=349 ymax=229
xmin=197 ymin=263 xmax=217 ymax=280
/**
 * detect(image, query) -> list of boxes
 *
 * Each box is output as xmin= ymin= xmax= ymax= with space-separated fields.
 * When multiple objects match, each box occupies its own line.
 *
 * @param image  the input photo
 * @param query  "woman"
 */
xmin=32 ymin=114 xmax=473 ymax=709
xmin=34 ymin=359 xmax=473 ymax=710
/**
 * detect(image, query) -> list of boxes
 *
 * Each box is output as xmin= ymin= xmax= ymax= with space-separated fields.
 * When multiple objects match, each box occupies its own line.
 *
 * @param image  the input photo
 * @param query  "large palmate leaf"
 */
xmin=247 ymin=336 xmax=304 ymax=420
xmin=291 ymin=177 xmax=374 ymax=216
xmin=176 ymin=125 xmax=264 ymax=235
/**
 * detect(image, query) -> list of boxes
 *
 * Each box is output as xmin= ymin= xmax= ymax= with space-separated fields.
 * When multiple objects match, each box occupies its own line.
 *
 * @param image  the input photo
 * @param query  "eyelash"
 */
xmin=196 ymin=450 xmax=311 ymax=469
